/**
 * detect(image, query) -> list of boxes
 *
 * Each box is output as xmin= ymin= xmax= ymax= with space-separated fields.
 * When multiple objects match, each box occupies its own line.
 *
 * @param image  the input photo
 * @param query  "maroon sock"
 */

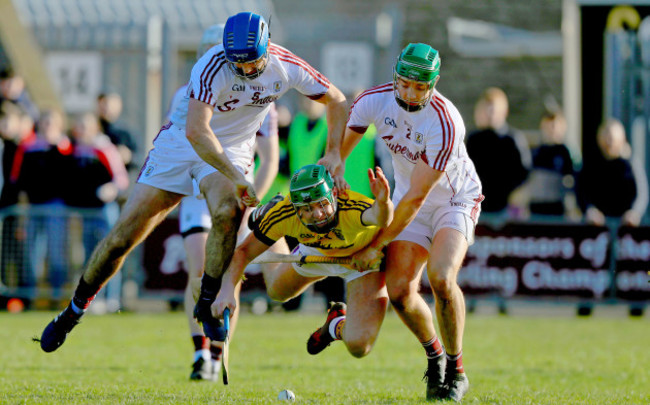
xmin=192 ymin=335 xmax=210 ymax=352
xmin=422 ymin=337 xmax=444 ymax=359
xmin=446 ymin=352 xmax=464 ymax=374
xmin=210 ymin=345 xmax=223 ymax=361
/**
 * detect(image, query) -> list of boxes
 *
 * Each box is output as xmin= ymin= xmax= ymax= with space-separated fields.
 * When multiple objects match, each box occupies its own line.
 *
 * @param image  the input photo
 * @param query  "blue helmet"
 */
xmin=223 ymin=12 xmax=270 ymax=79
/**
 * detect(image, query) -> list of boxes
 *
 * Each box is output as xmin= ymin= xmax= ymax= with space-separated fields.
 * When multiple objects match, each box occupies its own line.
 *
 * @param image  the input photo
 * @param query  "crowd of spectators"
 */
xmin=465 ymin=86 xmax=648 ymax=228
xmin=0 ymin=67 xmax=131 ymax=310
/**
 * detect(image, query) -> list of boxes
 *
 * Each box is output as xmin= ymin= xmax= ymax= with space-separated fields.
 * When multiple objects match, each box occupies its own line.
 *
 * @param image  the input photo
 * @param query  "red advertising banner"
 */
xmin=142 ymin=218 xmax=189 ymax=291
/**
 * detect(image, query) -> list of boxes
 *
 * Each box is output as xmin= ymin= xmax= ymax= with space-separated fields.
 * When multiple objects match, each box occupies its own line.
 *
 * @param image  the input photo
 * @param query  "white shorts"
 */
xmin=138 ymin=123 xmax=255 ymax=195
xmin=394 ymin=206 xmax=477 ymax=250
xmin=178 ymin=187 xmax=251 ymax=244
xmin=179 ymin=194 xmax=212 ymax=235
xmin=291 ymin=244 xmax=378 ymax=283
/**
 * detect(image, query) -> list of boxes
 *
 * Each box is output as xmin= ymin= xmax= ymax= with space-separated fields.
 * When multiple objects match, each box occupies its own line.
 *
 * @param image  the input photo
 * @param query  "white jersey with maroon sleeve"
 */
xmin=169 ymin=43 xmax=329 ymax=148
xmin=347 ymin=83 xmax=483 ymax=217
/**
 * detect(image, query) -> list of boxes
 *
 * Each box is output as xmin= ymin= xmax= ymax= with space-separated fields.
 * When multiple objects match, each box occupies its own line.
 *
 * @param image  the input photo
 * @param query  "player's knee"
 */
xmin=210 ymin=201 xmax=241 ymax=231
xmin=266 ymin=286 xmax=291 ymax=302
xmin=428 ymin=266 xmax=457 ymax=299
xmin=387 ymin=283 xmax=414 ymax=312
xmin=345 ymin=340 xmax=372 ymax=358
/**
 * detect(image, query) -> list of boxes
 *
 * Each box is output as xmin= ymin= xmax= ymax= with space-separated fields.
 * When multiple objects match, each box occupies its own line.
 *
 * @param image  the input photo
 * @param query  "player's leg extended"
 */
xmin=427 ymin=227 xmax=470 ymax=401
xmin=84 ymin=184 xmax=184 ymax=285
xmin=39 ymin=184 xmax=183 ymax=353
xmin=385 ymin=240 xmax=446 ymax=400
xmin=182 ymin=231 xmax=216 ymax=381
xmin=340 ymin=271 xmax=388 ymax=358
xmin=201 ymin=172 xmax=244 ymax=281
xmin=193 ymin=171 xmax=247 ymax=341
xmin=263 ymin=263 xmax=324 ymax=302
xmin=184 ymin=233 xmax=210 ymax=339
xmin=428 ymin=227 xmax=468 ymax=356
xmin=384 ymin=241 xmax=437 ymax=341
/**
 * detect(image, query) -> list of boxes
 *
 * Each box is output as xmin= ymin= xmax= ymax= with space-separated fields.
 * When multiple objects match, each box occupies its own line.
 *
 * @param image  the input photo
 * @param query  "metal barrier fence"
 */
xmin=0 ymin=204 xmax=122 ymax=310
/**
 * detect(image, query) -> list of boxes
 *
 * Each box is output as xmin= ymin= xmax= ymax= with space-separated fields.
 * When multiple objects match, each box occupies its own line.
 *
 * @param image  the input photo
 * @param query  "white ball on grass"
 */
xmin=277 ymin=389 xmax=296 ymax=402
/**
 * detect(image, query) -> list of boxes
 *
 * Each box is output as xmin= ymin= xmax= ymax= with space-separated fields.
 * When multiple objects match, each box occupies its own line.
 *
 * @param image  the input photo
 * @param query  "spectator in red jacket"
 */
xmin=67 ymin=112 xmax=129 ymax=313
xmin=10 ymin=109 xmax=72 ymax=303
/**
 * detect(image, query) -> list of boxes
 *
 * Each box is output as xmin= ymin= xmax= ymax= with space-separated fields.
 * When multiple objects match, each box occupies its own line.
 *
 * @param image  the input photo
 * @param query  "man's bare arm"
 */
xmin=186 ymin=98 xmax=259 ymax=205
xmin=360 ymin=167 xmax=393 ymax=227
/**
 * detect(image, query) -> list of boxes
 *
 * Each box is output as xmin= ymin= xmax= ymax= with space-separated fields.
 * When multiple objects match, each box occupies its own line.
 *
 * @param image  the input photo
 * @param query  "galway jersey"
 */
xmin=167 ymin=84 xmax=278 ymax=139
xmin=253 ymin=190 xmax=378 ymax=257
xmin=169 ymin=43 xmax=329 ymax=148
xmin=348 ymin=83 xmax=482 ymax=214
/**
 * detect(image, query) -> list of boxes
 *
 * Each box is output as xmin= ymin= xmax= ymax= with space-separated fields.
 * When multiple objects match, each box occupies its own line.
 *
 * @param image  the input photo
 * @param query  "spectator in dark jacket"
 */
xmin=466 ymin=87 xmax=531 ymax=215
xmin=577 ymin=118 xmax=648 ymax=226
xmin=0 ymin=67 xmax=39 ymax=121
xmin=10 ymin=109 xmax=72 ymax=301
xmin=0 ymin=101 xmax=34 ymax=293
xmin=527 ymin=110 xmax=576 ymax=217
xmin=67 ymin=112 xmax=129 ymax=313
xmin=0 ymin=101 xmax=35 ymax=207
xmin=97 ymin=92 xmax=137 ymax=171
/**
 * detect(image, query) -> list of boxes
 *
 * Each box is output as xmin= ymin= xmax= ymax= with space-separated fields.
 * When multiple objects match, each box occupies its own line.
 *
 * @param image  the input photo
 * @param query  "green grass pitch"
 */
xmin=0 ymin=309 xmax=648 ymax=404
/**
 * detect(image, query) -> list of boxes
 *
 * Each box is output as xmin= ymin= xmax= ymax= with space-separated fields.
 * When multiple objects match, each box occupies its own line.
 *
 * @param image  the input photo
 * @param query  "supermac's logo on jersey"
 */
xmin=384 ymin=117 xmax=397 ymax=128
xmin=415 ymin=132 xmax=423 ymax=144
xmin=273 ymin=81 xmax=282 ymax=92
xmin=232 ymin=84 xmax=245 ymax=92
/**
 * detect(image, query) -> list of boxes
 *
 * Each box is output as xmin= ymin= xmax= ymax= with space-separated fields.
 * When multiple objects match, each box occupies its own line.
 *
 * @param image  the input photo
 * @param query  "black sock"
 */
xmin=70 ymin=277 xmax=101 ymax=314
xmin=196 ymin=273 xmax=221 ymax=311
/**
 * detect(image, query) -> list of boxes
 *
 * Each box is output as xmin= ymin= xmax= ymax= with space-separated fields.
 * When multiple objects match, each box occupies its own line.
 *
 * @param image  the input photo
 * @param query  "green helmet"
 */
xmin=393 ymin=43 xmax=440 ymax=112
xmin=289 ymin=164 xmax=338 ymax=233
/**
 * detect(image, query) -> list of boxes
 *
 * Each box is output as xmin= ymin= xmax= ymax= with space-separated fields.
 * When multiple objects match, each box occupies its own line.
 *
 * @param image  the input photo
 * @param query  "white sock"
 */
xmin=328 ymin=316 xmax=345 ymax=340
xmin=194 ymin=349 xmax=211 ymax=362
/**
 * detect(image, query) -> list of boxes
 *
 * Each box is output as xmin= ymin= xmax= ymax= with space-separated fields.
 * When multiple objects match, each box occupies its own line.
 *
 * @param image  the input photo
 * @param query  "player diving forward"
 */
xmin=209 ymin=164 xmax=393 ymax=358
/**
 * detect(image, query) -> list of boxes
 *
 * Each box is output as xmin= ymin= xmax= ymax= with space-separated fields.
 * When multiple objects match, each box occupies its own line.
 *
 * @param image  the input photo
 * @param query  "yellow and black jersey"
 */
xmin=254 ymin=190 xmax=378 ymax=257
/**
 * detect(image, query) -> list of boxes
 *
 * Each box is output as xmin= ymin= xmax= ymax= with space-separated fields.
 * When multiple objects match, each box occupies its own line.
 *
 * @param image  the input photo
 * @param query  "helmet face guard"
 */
xmin=289 ymin=165 xmax=338 ymax=233
xmin=393 ymin=43 xmax=441 ymax=112
xmin=223 ymin=12 xmax=270 ymax=79
xmin=228 ymin=53 xmax=269 ymax=80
